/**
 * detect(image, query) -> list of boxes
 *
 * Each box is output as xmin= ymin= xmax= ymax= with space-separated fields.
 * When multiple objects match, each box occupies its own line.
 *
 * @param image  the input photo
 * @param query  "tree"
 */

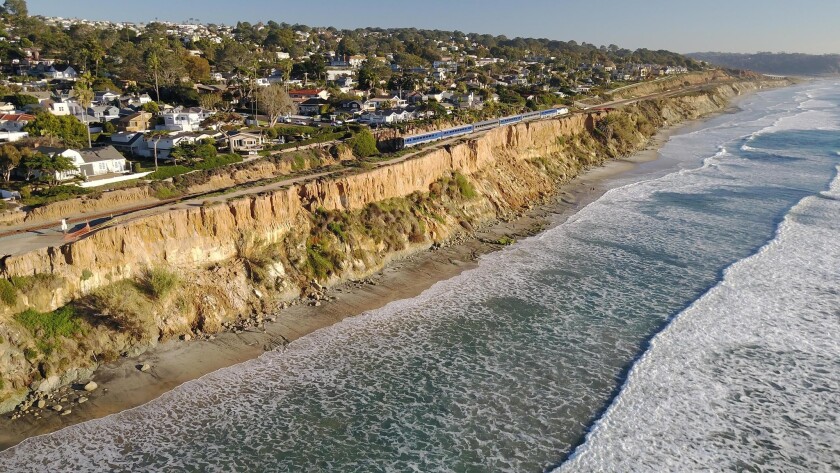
xmin=257 ymin=84 xmax=295 ymax=127
xmin=141 ymin=101 xmax=160 ymax=115
xmin=23 ymin=112 xmax=88 ymax=148
xmin=0 ymin=144 xmax=21 ymax=182
xmin=74 ymin=72 xmax=95 ymax=148
xmin=6 ymin=93 xmax=38 ymax=108
xmin=2 ymin=0 xmax=27 ymax=18
xmin=20 ymin=151 xmax=75 ymax=188
xmin=145 ymin=43 xmax=163 ymax=102
xmin=349 ymin=129 xmax=378 ymax=158
xmin=198 ymin=93 xmax=221 ymax=110
xmin=183 ymin=55 xmax=210 ymax=82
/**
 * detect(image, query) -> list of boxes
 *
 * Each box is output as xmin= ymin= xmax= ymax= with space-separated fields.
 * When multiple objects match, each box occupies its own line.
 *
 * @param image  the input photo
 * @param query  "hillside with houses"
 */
xmin=0 ymin=0 xmax=700 ymax=213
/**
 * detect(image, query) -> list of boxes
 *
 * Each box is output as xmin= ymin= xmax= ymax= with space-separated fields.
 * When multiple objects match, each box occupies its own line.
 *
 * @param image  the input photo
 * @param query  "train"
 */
xmin=398 ymin=108 xmax=570 ymax=149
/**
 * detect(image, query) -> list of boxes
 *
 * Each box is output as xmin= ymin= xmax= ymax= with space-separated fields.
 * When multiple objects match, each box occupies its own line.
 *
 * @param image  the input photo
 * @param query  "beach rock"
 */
xmin=140 ymin=363 xmax=151 ymax=372
xmin=77 ymin=397 xmax=88 ymax=404
xmin=61 ymin=410 xmax=71 ymax=416
xmin=36 ymin=400 xmax=46 ymax=409
xmin=83 ymin=381 xmax=98 ymax=392
xmin=52 ymin=405 xmax=63 ymax=412
xmin=181 ymin=334 xmax=192 ymax=341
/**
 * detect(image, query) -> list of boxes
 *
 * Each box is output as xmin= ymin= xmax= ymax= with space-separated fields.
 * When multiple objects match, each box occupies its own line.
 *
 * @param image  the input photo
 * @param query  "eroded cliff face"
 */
xmin=0 ymin=80 xmax=786 ymax=410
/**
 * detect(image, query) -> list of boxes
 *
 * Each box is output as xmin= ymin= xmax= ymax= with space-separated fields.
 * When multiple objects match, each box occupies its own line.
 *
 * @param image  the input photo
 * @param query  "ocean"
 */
xmin=2 ymin=80 xmax=838 ymax=472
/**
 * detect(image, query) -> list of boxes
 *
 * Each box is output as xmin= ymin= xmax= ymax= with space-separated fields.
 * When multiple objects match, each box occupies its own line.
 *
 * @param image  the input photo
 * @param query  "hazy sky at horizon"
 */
xmin=24 ymin=0 xmax=840 ymax=55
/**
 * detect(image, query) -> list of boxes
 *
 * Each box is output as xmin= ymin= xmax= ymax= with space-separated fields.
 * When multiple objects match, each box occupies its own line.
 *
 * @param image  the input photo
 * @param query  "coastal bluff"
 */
xmin=0 ymin=78 xmax=784 ymax=412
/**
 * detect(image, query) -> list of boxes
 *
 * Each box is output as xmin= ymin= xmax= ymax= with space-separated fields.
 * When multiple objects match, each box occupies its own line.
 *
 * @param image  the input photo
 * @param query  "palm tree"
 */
xmin=147 ymin=130 xmax=169 ymax=172
xmin=74 ymin=73 xmax=95 ymax=148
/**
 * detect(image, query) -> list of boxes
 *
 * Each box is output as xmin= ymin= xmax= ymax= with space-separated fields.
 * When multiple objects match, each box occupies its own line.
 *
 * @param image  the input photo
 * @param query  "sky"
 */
xmin=24 ymin=0 xmax=840 ymax=55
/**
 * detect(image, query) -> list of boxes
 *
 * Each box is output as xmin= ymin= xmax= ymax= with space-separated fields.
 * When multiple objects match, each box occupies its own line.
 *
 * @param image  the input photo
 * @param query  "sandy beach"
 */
xmin=0 ymin=117 xmax=712 ymax=451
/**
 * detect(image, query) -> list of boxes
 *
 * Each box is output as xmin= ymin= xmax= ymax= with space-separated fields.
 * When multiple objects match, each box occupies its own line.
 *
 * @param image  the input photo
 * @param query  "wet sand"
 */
xmin=0 ymin=118 xmax=706 ymax=451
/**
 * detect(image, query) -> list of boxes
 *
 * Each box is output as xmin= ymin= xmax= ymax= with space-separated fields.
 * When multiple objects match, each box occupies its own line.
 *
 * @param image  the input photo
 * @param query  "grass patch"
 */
xmin=21 ymin=185 xmax=92 ymax=208
xmin=140 ymin=267 xmax=180 ymax=299
xmin=147 ymin=165 xmax=192 ymax=180
xmin=15 ymin=306 xmax=83 ymax=340
xmin=0 ymin=279 xmax=16 ymax=306
xmin=236 ymin=235 xmax=283 ymax=284
xmin=307 ymin=244 xmax=336 ymax=281
xmin=453 ymin=172 xmax=477 ymax=199
xmin=10 ymin=273 xmax=63 ymax=294
xmin=151 ymin=183 xmax=182 ymax=200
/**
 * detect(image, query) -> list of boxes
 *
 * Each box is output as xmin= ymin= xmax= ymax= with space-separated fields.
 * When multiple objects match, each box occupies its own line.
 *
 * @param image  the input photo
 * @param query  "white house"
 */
xmin=161 ymin=107 xmax=215 ymax=132
xmin=142 ymin=132 xmax=214 ymax=159
xmin=46 ymin=100 xmax=71 ymax=116
xmin=44 ymin=65 xmax=79 ymax=80
xmin=38 ymin=146 xmax=130 ymax=181
xmin=94 ymin=90 xmax=120 ymax=105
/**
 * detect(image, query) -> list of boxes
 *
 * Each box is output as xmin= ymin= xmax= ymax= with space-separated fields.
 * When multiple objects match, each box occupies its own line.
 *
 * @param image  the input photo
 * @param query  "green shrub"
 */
xmin=15 ymin=306 xmax=82 ymax=340
xmin=195 ymin=153 xmax=243 ymax=170
xmin=152 ymin=183 xmax=181 ymax=200
xmin=0 ymin=279 xmax=17 ymax=306
xmin=21 ymin=185 xmax=91 ymax=208
xmin=349 ymin=129 xmax=378 ymax=158
xmin=140 ymin=267 xmax=180 ymax=299
xmin=147 ymin=165 xmax=191 ymax=180
xmin=81 ymin=269 xmax=94 ymax=281
xmin=454 ymin=172 xmax=477 ymax=199
xmin=307 ymin=244 xmax=336 ymax=280
xmin=132 ymin=162 xmax=142 ymax=173
xmin=10 ymin=273 xmax=63 ymax=294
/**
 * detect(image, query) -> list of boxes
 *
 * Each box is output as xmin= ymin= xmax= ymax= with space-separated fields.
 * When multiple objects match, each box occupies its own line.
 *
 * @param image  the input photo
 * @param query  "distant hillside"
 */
xmin=688 ymin=52 xmax=840 ymax=76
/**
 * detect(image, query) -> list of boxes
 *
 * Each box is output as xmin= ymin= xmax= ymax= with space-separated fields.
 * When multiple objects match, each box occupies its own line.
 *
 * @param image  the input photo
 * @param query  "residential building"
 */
xmin=288 ymin=89 xmax=330 ymax=102
xmin=161 ymin=107 xmax=215 ymax=132
xmin=94 ymin=90 xmax=120 ymax=105
xmin=224 ymin=131 xmax=263 ymax=154
xmin=0 ymin=113 xmax=35 ymax=132
xmin=36 ymin=146 xmax=129 ymax=181
xmin=117 ymin=111 xmax=153 ymax=132
xmin=44 ymin=64 xmax=79 ymax=80
xmin=298 ymin=98 xmax=330 ymax=116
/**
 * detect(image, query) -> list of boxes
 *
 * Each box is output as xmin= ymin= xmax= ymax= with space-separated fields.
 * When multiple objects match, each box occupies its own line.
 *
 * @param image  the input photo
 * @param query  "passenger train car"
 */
xmin=398 ymin=108 xmax=569 ymax=149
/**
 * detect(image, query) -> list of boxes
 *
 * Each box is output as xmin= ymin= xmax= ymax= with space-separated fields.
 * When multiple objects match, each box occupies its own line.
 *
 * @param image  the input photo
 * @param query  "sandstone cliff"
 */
xmin=0 ymin=79 xmax=785 ymax=411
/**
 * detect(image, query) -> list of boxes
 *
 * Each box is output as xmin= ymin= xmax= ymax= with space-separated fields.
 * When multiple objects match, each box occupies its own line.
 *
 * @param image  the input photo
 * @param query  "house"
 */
xmin=0 ymin=131 xmax=29 ymax=143
xmin=161 ymin=107 xmax=215 ymax=132
xmin=117 ymin=111 xmax=153 ymax=132
xmin=288 ymin=88 xmax=330 ymax=102
xmin=37 ymin=146 xmax=129 ymax=181
xmin=224 ymin=131 xmax=263 ymax=154
xmin=46 ymin=100 xmax=71 ymax=116
xmin=44 ymin=65 xmax=79 ymax=80
xmin=325 ymin=69 xmax=354 ymax=82
xmin=337 ymin=100 xmax=364 ymax=115
xmin=359 ymin=109 xmax=413 ymax=125
xmin=367 ymin=96 xmax=407 ymax=110
xmin=88 ymin=105 xmax=121 ymax=122
xmin=110 ymin=132 xmax=149 ymax=156
xmin=143 ymin=132 xmax=214 ymax=159
xmin=0 ymin=113 xmax=36 ymax=132
xmin=298 ymin=98 xmax=330 ymax=116
xmin=77 ymin=146 xmax=130 ymax=177
xmin=94 ymin=90 xmax=120 ymax=105
xmin=333 ymin=76 xmax=355 ymax=92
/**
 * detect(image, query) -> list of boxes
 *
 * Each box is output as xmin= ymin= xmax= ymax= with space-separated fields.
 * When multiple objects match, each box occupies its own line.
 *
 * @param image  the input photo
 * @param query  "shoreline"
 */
xmin=0 ymin=115 xmax=716 ymax=451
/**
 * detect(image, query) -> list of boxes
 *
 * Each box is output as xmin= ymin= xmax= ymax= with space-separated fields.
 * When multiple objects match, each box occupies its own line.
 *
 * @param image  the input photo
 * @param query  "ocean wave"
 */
xmin=559 ymin=167 xmax=840 ymax=472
